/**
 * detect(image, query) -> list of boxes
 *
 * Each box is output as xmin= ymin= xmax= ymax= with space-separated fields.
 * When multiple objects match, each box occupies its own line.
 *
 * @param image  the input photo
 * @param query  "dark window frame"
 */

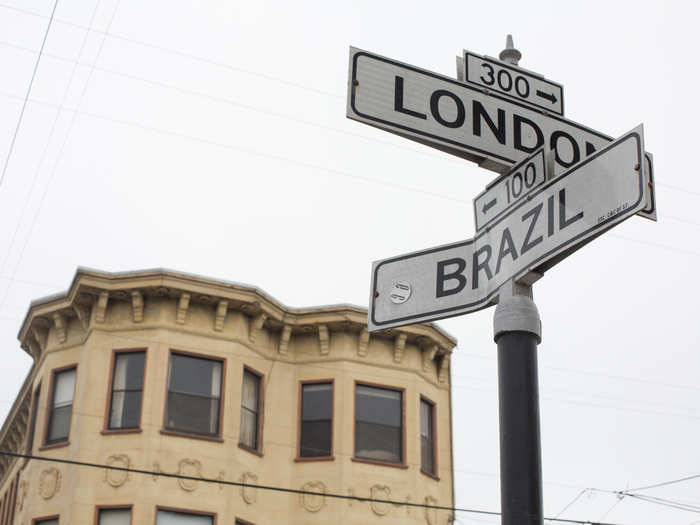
xmin=103 ymin=348 xmax=147 ymax=434
xmin=420 ymin=395 xmax=439 ymax=479
xmin=238 ymin=365 xmax=264 ymax=456
xmin=295 ymin=379 xmax=334 ymax=462
xmin=41 ymin=364 xmax=77 ymax=449
xmin=94 ymin=505 xmax=133 ymax=525
xmin=24 ymin=382 xmax=41 ymax=462
xmin=352 ymin=380 xmax=407 ymax=469
xmin=154 ymin=505 xmax=217 ymax=525
xmin=161 ymin=349 xmax=226 ymax=442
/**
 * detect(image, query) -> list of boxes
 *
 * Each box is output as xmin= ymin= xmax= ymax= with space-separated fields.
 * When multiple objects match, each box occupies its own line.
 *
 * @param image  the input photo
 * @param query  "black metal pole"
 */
xmin=493 ymin=280 xmax=543 ymax=525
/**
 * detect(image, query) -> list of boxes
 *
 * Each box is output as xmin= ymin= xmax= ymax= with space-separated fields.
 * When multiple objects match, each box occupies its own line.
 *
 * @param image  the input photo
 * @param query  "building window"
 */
xmin=239 ymin=367 xmax=263 ymax=451
xmin=298 ymin=381 xmax=333 ymax=458
xmin=97 ymin=508 xmax=131 ymax=524
xmin=420 ymin=397 xmax=437 ymax=476
xmin=45 ymin=367 xmax=76 ymax=445
xmin=165 ymin=353 xmax=223 ymax=437
xmin=354 ymin=383 xmax=404 ymax=464
xmin=33 ymin=518 xmax=59 ymax=525
xmin=156 ymin=509 xmax=213 ymax=525
xmin=26 ymin=385 xmax=41 ymax=453
xmin=107 ymin=351 xmax=146 ymax=430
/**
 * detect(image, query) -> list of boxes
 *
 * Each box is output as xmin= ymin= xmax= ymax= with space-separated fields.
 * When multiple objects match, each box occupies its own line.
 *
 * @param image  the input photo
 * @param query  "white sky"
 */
xmin=1 ymin=1 xmax=699 ymax=523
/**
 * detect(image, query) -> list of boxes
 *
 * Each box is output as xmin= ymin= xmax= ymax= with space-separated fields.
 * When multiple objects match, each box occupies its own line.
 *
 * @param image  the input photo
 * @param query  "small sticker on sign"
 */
xmin=389 ymin=281 xmax=412 ymax=304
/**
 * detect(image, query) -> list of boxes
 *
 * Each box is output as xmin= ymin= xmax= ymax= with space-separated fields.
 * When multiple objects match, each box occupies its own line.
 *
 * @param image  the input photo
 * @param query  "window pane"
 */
xmin=300 ymin=420 xmax=331 ymax=457
xmin=36 ymin=520 xmax=58 ymax=525
xmin=422 ymin=436 xmax=435 ymax=474
xmin=169 ymin=354 xmax=221 ymax=396
xmin=241 ymin=371 xmax=259 ymax=411
xmin=302 ymin=383 xmax=332 ymax=421
xmin=114 ymin=352 xmax=145 ymax=390
xmin=355 ymin=421 xmax=401 ymax=463
xmin=156 ymin=510 xmax=213 ymax=525
xmin=420 ymin=400 xmax=431 ymax=437
xmin=166 ymin=392 xmax=219 ymax=435
xmin=109 ymin=391 xmax=142 ymax=429
xmin=53 ymin=369 xmax=76 ymax=406
xmin=356 ymin=385 xmax=401 ymax=427
xmin=240 ymin=407 xmax=257 ymax=448
xmin=47 ymin=404 xmax=71 ymax=443
xmin=99 ymin=508 xmax=131 ymax=525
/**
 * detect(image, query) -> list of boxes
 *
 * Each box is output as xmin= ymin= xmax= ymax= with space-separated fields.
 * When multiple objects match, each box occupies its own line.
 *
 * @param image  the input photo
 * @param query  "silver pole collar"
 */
xmin=493 ymin=279 xmax=542 ymax=343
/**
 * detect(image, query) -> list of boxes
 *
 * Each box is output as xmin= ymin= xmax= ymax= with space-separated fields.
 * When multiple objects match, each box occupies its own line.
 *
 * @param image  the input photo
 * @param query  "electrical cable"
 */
xmin=0 ymin=0 xmax=59 ymax=189
xmin=0 ymin=450 xmax=624 ymax=525
xmin=546 ymin=488 xmax=590 ymax=523
xmin=627 ymin=473 xmax=700 ymax=493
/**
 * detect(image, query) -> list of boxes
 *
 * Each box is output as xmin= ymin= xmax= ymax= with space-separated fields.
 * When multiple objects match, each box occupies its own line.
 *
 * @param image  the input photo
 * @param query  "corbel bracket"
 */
xmin=393 ymin=333 xmax=407 ymax=363
xmin=131 ymin=291 xmax=144 ymax=323
xmin=176 ymin=293 xmax=191 ymax=325
xmin=318 ymin=325 xmax=329 ymax=355
xmin=357 ymin=328 xmax=369 ymax=357
xmin=279 ymin=325 xmax=292 ymax=355
xmin=214 ymin=300 xmax=228 ymax=331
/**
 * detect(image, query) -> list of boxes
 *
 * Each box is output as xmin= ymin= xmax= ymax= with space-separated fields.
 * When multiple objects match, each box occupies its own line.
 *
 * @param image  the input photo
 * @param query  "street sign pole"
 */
xmin=495 ymin=37 xmax=543 ymax=525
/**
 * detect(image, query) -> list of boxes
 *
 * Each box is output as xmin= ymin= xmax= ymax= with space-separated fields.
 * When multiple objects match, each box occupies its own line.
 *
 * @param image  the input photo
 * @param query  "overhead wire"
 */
xmin=0 ymin=450 xmax=624 ymax=525
xmin=0 ymin=0 xmax=59 ymax=189
xmin=627 ymin=473 xmax=700 ymax=493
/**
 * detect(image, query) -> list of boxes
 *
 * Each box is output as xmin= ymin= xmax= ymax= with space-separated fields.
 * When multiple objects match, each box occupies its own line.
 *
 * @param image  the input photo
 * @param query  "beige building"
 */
xmin=0 ymin=268 xmax=457 ymax=524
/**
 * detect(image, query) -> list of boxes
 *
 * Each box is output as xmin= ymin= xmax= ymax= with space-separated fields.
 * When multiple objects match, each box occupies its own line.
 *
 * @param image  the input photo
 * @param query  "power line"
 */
xmin=627 ymin=473 xmax=700 ymax=493
xmin=0 ymin=0 xmax=59 ymax=189
xmin=0 ymin=450 xmax=623 ymax=525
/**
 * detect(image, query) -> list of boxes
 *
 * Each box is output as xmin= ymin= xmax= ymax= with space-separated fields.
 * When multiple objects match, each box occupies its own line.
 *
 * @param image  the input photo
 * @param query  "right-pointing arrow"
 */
xmin=482 ymin=198 xmax=497 ymax=214
xmin=536 ymin=89 xmax=557 ymax=104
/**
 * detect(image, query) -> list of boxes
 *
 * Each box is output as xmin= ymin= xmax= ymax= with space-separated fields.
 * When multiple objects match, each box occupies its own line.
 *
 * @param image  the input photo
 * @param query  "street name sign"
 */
xmin=346 ymin=47 xmax=656 ymax=221
xmin=368 ymin=127 xmax=647 ymax=332
xmin=462 ymin=51 xmax=564 ymax=116
xmin=473 ymin=148 xmax=546 ymax=232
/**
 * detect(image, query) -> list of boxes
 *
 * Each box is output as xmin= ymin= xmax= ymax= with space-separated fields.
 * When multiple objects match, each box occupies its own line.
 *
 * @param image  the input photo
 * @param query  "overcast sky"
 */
xmin=1 ymin=1 xmax=699 ymax=523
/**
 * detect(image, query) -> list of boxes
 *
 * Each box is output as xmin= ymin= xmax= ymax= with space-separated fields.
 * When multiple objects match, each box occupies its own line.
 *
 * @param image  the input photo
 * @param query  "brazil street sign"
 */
xmin=462 ymin=50 xmax=564 ymax=115
xmin=473 ymin=148 xmax=546 ymax=232
xmin=347 ymin=47 xmax=656 ymax=221
xmin=368 ymin=126 xmax=647 ymax=332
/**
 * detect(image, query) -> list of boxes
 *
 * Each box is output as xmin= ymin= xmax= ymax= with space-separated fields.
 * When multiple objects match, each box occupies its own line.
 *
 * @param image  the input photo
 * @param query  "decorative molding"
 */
xmin=438 ymin=354 xmax=450 ymax=383
xmin=72 ymin=303 xmax=91 ymax=330
xmin=214 ymin=300 xmax=228 ymax=331
xmin=216 ymin=470 xmax=225 ymax=491
xmin=52 ymin=313 xmax=66 ymax=344
xmin=176 ymin=293 xmax=191 ymax=325
xmin=26 ymin=339 xmax=41 ymax=361
xmin=279 ymin=325 xmax=292 ymax=355
xmin=423 ymin=345 xmax=438 ymax=372
xmin=30 ymin=325 xmax=48 ymax=352
xmin=152 ymin=462 xmax=163 ymax=482
xmin=347 ymin=488 xmax=355 ymax=507
xmin=300 ymin=481 xmax=326 ymax=513
xmin=95 ymin=291 xmax=109 ymax=323
xmin=240 ymin=471 xmax=258 ymax=504
xmin=318 ymin=325 xmax=329 ymax=355
xmin=177 ymin=458 xmax=202 ymax=492
xmin=39 ymin=467 xmax=61 ymax=499
xmin=17 ymin=479 xmax=28 ymax=512
xmin=393 ymin=333 xmax=407 ymax=363
xmin=357 ymin=328 xmax=369 ymax=357
xmin=370 ymin=484 xmax=392 ymax=516
xmin=104 ymin=454 xmax=130 ymax=488
xmin=131 ymin=291 xmax=144 ymax=323
xmin=405 ymin=495 xmax=412 ymax=515
xmin=424 ymin=496 xmax=438 ymax=525
xmin=249 ymin=313 xmax=267 ymax=343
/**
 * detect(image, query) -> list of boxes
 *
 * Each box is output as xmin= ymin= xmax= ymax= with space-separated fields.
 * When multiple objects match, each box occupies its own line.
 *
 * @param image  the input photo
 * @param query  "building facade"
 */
xmin=0 ymin=269 xmax=456 ymax=524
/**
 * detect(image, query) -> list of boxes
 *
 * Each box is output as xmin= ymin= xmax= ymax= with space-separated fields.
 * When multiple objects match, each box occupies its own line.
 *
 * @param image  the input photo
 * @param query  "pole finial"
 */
xmin=499 ymin=34 xmax=522 ymax=66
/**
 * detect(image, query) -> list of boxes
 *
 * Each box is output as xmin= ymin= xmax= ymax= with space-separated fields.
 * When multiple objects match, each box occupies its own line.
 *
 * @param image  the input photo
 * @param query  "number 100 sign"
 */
xmin=473 ymin=149 xmax=547 ymax=232
xmin=463 ymin=51 xmax=564 ymax=116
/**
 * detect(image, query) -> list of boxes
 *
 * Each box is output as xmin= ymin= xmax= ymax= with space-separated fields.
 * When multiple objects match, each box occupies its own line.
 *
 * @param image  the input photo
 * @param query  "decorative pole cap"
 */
xmin=499 ymin=34 xmax=522 ymax=66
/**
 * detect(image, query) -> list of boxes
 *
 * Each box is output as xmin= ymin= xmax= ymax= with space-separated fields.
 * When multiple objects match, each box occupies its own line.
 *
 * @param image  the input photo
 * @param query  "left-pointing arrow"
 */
xmin=482 ymin=198 xmax=497 ymax=214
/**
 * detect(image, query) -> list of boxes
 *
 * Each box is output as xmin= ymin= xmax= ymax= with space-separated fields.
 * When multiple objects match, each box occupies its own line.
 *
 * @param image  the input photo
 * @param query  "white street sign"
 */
xmin=463 ymin=51 xmax=564 ymax=116
xmin=347 ymin=47 xmax=656 ymax=222
xmin=473 ymin=148 xmax=546 ymax=232
xmin=368 ymin=126 xmax=647 ymax=332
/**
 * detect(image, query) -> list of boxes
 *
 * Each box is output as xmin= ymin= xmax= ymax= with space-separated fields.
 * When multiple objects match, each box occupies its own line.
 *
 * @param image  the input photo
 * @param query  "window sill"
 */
xmin=420 ymin=469 xmax=440 ymax=481
xmin=238 ymin=442 xmax=263 ymax=457
xmin=160 ymin=429 xmax=223 ymax=443
xmin=294 ymin=455 xmax=334 ymax=463
xmin=39 ymin=441 xmax=70 ymax=452
xmin=101 ymin=428 xmax=142 ymax=436
xmin=351 ymin=457 xmax=408 ymax=469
